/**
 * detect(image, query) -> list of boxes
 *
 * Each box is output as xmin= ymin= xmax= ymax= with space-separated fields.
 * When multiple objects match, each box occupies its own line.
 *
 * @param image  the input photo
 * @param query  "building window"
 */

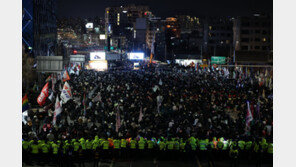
xmin=255 ymin=46 xmax=260 ymax=50
xmin=255 ymin=38 xmax=260 ymax=42
xmin=241 ymin=30 xmax=249 ymax=34
xmin=255 ymin=30 xmax=261 ymax=34
xmin=262 ymin=38 xmax=267 ymax=42
xmin=241 ymin=38 xmax=249 ymax=42
xmin=241 ymin=46 xmax=248 ymax=50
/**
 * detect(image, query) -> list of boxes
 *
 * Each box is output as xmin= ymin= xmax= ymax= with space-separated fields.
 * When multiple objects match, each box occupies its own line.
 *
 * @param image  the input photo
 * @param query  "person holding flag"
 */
xmin=53 ymin=96 xmax=62 ymax=125
xmin=22 ymin=94 xmax=29 ymax=112
xmin=37 ymin=82 xmax=49 ymax=106
xmin=245 ymin=101 xmax=254 ymax=135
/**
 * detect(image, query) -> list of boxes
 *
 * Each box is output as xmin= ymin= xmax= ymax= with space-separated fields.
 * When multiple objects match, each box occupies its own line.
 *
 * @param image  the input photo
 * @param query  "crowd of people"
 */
xmin=22 ymin=64 xmax=273 ymax=166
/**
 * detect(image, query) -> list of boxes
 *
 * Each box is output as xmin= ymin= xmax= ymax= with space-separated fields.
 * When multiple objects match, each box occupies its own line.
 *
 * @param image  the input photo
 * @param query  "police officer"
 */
xmin=130 ymin=138 xmax=137 ymax=160
xmin=113 ymin=138 xmax=121 ymax=159
xmin=158 ymin=139 xmax=166 ymax=160
xmin=51 ymin=141 xmax=60 ymax=166
xmin=93 ymin=146 xmax=100 ymax=167
xmin=147 ymin=139 xmax=155 ymax=159
xmin=167 ymin=138 xmax=175 ymax=160
xmin=41 ymin=140 xmax=50 ymax=165
xmin=22 ymin=139 xmax=30 ymax=165
xmin=120 ymin=138 xmax=127 ymax=159
xmin=102 ymin=139 xmax=110 ymax=161
xmin=138 ymin=137 xmax=146 ymax=158
xmin=217 ymin=138 xmax=224 ymax=161
xmin=86 ymin=139 xmax=93 ymax=161
xmin=267 ymin=141 xmax=273 ymax=162
xmin=73 ymin=139 xmax=81 ymax=162
xmin=30 ymin=139 xmax=40 ymax=165
xmin=206 ymin=142 xmax=216 ymax=167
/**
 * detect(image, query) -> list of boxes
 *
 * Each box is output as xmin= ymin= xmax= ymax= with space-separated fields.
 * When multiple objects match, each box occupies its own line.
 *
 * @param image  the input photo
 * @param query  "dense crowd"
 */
xmin=23 ymin=65 xmax=273 ymax=143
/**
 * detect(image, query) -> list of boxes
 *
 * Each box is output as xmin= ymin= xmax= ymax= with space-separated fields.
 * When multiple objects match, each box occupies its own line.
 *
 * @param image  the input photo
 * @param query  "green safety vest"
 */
xmin=159 ymin=141 xmax=166 ymax=150
xmin=190 ymin=141 xmax=197 ymax=151
xmin=121 ymin=139 xmax=127 ymax=148
xmin=63 ymin=143 xmax=70 ymax=154
xmin=267 ymin=143 xmax=273 ymax=154
xmin=114 ymin=140 xmax=121 ymax=149
xmin=92 ymin=140 xmax=100 ymax=150
xmin=86 ymin=140 xmax=93 ymax=150
xmin=168 ymin=141 xmax=174 ymax=150
xmin=217 ymin=141 xmax=224 ymax=149
xmin=148 ymin=141 xmax=154 ymax=149
xmin=245 ymin=141 xmax=252 ymax=150
xmin=238 ymin=141 xmax=245 ymax=150
xmin=80 ymin=141 xmax=86 ymax=150
xmin=180 ymin=142 xmax=186 ymax=150
xmin=52 ymin=143 xmax=59 ymax=155
xmin=174 ymin=141 xmax=180 ymax=150
xmin=222 ymin=141 xmax=228 ymax=150
xmin=261 ymin=142 xmax=268 ymax=151
xmin=103 ymin=141 xmax=109 ymax=150
xmin=130 ymin=140 xmax=137 ymax=149
xmin=31 ymin=144 xmax=39 ymax=154
xmin=138 ymin=140 xmax=145 ymax=149
xmin=199 ymin=140 xmax=207 ymax=151
xmin=41 ymin=143 xmax=49 ymax=153
xmin=23 ymin=141 xmax=29 ymax=150
xmin=73 ymin=142 xmax=80 ymax=151
xmin=209 ymin=141 xmax=215 ymax=149
xmin=254 ymin=143 xmax=259 ymax=152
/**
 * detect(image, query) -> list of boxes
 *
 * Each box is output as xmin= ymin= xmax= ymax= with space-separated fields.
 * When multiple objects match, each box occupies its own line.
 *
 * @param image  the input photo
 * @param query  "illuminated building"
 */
xmin=22 ymin=0 xmax=57 ymax=57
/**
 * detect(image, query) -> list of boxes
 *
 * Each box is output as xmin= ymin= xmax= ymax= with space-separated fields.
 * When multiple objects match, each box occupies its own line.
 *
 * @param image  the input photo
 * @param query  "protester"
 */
xmin=22 ymin=64 xmax=273 ymax=165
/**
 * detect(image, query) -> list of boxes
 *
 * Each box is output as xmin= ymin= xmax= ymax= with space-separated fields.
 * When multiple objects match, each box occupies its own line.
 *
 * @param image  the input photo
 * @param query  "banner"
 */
xmin=37 ymin=82 xmax=49 ymax=106
xmin=22 ymin=94 xmax=29 ymax=112
xmin=53 ymin=96 xmax=62 ymax=125
xmin=62 ymin=70 xmax=70 ymax=82
xmin=246 ymin=101 xmax=254 ymax=133
xmin=61 ymin=82 xmax=72 ymax=103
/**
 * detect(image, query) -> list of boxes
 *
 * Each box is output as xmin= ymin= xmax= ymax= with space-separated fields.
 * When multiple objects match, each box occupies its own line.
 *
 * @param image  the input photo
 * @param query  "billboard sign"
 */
xmin=99 ymin=34 xmax=106 ymax=40
xmin=211 ymin=56 xmax=226 ymax=64
xmin=90 ymin=52 xmax=106 ymax=60
xmin=128 ymin=52 xmax=144 ymax=60
xmin=88 ymin=60 xmax=108 ymax=71
xmin=85 ymin=23 xmax=93 ymax=29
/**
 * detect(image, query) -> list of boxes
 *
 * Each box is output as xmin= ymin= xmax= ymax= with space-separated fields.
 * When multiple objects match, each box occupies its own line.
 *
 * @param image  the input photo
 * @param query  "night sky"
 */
xmin=57 ymin=0 xmax=273 ymax=18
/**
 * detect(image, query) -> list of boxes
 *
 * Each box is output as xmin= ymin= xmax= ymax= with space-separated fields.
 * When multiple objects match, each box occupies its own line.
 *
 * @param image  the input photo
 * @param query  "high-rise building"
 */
xmin=22 ymin=0 xmax=57 ymax=57
xmin=176 ymin=15 xmax=201 ymax=34
xmin=233 ymin=13 xmax=273 ymax=64
xmin=105 ymin=5 xmax=150 ymax=51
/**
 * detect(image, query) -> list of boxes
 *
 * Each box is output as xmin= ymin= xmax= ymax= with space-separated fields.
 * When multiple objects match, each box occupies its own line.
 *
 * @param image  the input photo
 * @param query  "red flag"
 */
xmin=45 ymin=76 xmax=51 ymax=82
xmin=62 ymin=71 xmax=70 ymax=82
xmin=37 ymin=83 xmax=49 ymax=106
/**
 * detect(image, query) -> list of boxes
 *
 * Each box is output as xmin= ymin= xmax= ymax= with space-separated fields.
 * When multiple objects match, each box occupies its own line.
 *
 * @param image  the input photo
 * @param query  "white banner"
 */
xmin=61 ymin=82 xmax=72 ymax=103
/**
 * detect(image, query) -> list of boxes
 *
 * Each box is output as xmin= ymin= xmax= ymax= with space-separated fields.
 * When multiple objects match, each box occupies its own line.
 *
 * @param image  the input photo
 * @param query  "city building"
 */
xmin=176 ymin=15 xmax=201 ymax=34
xmin=22 ymin=0 xmax=58 ymax=57
xmin=105 ymin=5 xmax=150 ymax=52
xmin=203 ymin=16 xmax=234 ymax=58
xmin=233 ymin=13 xmax=273 ymax=64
